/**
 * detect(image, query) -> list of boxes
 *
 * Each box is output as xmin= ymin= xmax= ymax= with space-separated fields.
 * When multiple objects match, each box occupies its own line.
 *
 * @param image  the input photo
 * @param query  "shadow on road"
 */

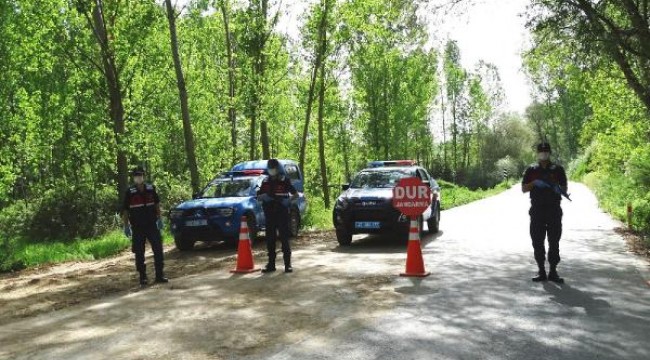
xmin=329 ymin=231 xmax=443 ymax=254
xmin=543 ymin=282 xmax=612 ymax=316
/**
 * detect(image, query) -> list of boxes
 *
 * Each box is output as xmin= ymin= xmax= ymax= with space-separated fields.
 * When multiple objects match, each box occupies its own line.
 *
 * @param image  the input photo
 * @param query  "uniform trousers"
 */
xmin=529 ymin=204 xmax=563 ymax=268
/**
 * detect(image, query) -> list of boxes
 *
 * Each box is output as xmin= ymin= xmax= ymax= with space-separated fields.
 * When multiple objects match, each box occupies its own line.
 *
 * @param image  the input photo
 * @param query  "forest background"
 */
xmin=1 ymin=0 xmax=649 ymax=270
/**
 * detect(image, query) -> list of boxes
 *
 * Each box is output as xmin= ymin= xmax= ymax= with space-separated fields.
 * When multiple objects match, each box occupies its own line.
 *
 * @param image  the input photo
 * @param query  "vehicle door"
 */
xmin=282 ymin=163 xmax=307 ymax=213
xmin=417 ymin=168 xmax=436 ymax=219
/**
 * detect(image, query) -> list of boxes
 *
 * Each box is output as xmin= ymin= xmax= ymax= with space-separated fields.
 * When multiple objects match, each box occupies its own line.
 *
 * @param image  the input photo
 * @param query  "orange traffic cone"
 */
xmin=400 ymin=218 xmax=430 ymax=277
xmin=230 ymin=216 xmax=260 ymax=273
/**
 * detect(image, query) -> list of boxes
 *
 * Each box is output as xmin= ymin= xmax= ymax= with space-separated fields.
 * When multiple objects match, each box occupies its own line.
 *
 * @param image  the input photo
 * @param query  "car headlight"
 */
xmin=335 ymin=198 xmax=349 ymax=210
xmin=170 ymin=209 xmax=184 ymax=219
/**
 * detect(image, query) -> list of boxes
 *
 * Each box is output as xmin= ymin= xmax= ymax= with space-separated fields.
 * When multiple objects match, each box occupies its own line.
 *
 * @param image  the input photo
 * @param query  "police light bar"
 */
xmin=222 ymin=170 xmax=266 ymax=177
xmin=368 ymin=160 xmax=417 ymax=168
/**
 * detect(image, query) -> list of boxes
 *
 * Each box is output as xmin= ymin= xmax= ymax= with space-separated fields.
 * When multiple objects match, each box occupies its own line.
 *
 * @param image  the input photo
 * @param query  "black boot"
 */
xmin=139 ymin=271 xmax=149 ymax=286
xmin=262 ymin=254 xmax=276 ymax=273
xmin=532 ymin=268 xmax=547 ymax=282
xmin=262 ymin=263 xmax=276 ymax=273
xmin=284 ymin=253 xmax=293 ymax=273
xmin=548 ymin=267 xmax=564 ymax=283
xmin=155 ymin=271 xmax=169 ymax=283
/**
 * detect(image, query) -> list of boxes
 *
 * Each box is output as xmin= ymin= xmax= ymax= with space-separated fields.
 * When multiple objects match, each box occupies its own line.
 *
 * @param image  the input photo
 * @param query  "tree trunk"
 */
xmin=249 ymin=89 xmax=258 ymax=160
xmin=316 ymin=37 xmax=330 ymax=208
xmin=259 ymin=0 xmax=270 ymax=159
xmin=440 ymin=91 xmax=447 ymax=172
xmin=90 ymin=1 xmax=128 ymax=200
xmin=248 ymin=0 xmax=272 ymax=160
xmin=299 ymin=0 xmax=329 ymax=172
xmin=165 ymin=0 xmax=200 ymax=193
xmin=219 ymin=0 xmax=238 ymax=164
xmin=451 ymin=98 xmax=458 ymax=173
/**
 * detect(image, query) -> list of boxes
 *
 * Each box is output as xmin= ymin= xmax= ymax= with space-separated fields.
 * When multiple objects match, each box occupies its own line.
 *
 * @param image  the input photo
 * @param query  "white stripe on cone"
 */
xmin=239 ymin=218 xmax=249 ymax=241
xmin=408 ymin=219 xmax=420 ymax=241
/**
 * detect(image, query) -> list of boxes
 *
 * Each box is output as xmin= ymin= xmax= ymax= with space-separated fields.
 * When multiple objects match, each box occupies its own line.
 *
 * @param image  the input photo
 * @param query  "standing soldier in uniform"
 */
xmin=522 ymin=142 xmax=568 ymax=283
xmin=122 ymin=166 xmax=168 ymax=285
xmin=257 ymin=159 xmax=298 ymax=273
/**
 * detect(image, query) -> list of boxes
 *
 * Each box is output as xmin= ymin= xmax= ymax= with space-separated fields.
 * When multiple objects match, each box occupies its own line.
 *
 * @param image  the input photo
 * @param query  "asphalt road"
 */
xmin=1 ymin=182 xmax=648 ymax=360
xmin=256 ymin=182 xmax=650 ymax=360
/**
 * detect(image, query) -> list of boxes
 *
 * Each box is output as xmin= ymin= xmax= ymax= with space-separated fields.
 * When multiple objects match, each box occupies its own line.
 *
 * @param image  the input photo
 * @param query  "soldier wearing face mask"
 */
xmin=122 ymin=166 xmax=168 ymax=285
xmin=522 ymin=142 xmax=568 ymax=283
xmin=257 ymin=159 xmax=298 ymax=273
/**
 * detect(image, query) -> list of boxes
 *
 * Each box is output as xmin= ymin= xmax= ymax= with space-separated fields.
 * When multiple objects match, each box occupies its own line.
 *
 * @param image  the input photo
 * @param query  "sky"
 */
xmin=176 ymin=0 xmax=533 ymax=114
xmin=425 ymin=0 xmax=533 ymax=113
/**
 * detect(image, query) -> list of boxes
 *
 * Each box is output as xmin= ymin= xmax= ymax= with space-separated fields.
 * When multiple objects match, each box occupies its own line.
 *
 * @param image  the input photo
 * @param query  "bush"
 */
xmin=0 ymin=185 xmax=118 ymax=242
xmin=28 ymin=185 xmax=117 ymax=241
xmin=0 ymin=236 xmax=26 ymax=272
xmin=154 ymin=175 xmax=194 ymax=213
xmin=302 ymin=196 xmax=332 ymax=230
xmin=439 ymin=179 xmax=511 ymax=210
xmin=625 ymin=145 xmax=650 ymax=187
xmin=0 ymin=201 xmax=36 ymax=240
xmin=581 ymin=171 xmax=650 ymax=234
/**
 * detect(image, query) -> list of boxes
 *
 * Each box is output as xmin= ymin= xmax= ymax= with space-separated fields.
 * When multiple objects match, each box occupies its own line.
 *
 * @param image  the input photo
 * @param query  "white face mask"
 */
xmin=268 ymin=168 xmax=279 ymax=176
xmin=134 ymin=176 xmax=144 ymax=185
xmin=538 ymin=152 xmax=550 ymax=161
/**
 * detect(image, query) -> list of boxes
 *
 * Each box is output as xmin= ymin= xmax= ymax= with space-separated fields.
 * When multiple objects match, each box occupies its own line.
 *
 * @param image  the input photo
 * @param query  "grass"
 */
xmin=439 ymin=180 xmax=513 ymax=210
xmin=1 ymin=230 xmax=176 ymax=272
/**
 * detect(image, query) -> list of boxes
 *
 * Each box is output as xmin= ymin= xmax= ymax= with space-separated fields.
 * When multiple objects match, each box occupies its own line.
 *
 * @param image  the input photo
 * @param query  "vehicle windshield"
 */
xmin=200 ymin=178 xmax=255 ymax=198
xmin=350 ymin=170 xmax=413 ymax=189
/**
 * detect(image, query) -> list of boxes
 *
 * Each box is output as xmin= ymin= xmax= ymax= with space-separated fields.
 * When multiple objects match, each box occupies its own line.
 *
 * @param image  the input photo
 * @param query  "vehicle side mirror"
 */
xmin=341 ymin=184 xmax=350 ymax=191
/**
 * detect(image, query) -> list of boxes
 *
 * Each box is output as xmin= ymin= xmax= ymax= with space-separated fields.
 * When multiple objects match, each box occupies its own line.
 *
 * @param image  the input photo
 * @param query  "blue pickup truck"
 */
xmin=169 ymin=160 xmax=307 ymax=250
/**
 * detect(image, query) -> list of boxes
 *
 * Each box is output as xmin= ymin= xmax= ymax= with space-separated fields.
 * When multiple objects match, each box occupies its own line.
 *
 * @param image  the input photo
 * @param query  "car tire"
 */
xmin=427 ymin=204 xmax=440 ymax=234
xmin=174 ymin=236 xmax=195 ymax=251
xmin=244 ymin=212 xmax=258 ymax=243
xmin=289 ymin=208 xmax=300 ymax=238
xmin=336 ymin=229 xmax=352 ymax=246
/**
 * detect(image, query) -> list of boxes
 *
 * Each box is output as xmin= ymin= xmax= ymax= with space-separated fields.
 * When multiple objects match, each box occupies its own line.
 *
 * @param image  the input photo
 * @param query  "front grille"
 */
xmin=206 ymin=207 xmax=234 ymax=217
xmin=351 ymin=207 xmax=400 ymax=222
xmin=183 ymin=208 xmax=206 ymax=218
xmin=180 ymin=226 xmax=226 ymax=241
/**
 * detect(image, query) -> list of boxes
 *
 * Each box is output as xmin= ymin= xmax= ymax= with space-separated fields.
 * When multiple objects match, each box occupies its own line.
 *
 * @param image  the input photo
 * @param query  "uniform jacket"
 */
xmin=522 ymin=162 xmax=568 ymax=207
xmin=123 ymin=183 xmax=160 ymax=227
xmin=257 ymin=175 xmax=297 ymax=210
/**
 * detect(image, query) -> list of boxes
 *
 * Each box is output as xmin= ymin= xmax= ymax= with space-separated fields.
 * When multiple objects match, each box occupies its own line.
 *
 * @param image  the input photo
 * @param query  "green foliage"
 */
xmin=439 ymin=180 xmax=511 ymax=210
xmin=0 ymin=186 xmax=117 ymax=242
xmin=11 ymin=231 xmax=128 ymax=269
xmin=0 ymin=236 xmax=25 ymax=272
xmin=582 ymin=172 xmax=650 ymax=235
xmin=301 ymin=196 xmax=332 ymax=230
xmin=525 ymin=0 xmax=650 ymax=239
xmin=625 ymin=145 xmax=650 ymax=187
xmin=1 ymin=230 xmax=175 ymax=273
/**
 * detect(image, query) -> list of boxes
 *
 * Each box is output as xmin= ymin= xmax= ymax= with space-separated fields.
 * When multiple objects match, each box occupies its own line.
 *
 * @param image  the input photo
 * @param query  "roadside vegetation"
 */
xmin=525 ymin=1 xmax=650 ymax=251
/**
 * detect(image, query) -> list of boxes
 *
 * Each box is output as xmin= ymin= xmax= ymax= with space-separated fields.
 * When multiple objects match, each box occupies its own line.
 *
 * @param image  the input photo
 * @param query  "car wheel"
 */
xmin=174 ymin=236 xmax=195 ymax=251
xmin=336 ymin=229 xmax=352 ymax=246
xmin=427 ymin=204 xmax=440 ymax=234
xmin=244 ymin=212 xmax=258 ymax=243
xmin=289 ymin=208 xmax=300 ymax=238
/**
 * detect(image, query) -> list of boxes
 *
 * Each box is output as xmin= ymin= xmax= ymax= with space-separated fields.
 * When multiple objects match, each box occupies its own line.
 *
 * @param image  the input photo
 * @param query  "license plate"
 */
xmin=185 ymin=219 xmax=208 ymax=227
xmin=355 ymin=221 xmax=380 ymax=229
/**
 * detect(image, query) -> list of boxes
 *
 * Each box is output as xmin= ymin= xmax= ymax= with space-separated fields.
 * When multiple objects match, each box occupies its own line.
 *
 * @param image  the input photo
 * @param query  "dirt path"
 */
xmin=0 ymin=230 xmax=405 ymax=360
xmin=0 ymin=231 xmax=332 ymax=325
